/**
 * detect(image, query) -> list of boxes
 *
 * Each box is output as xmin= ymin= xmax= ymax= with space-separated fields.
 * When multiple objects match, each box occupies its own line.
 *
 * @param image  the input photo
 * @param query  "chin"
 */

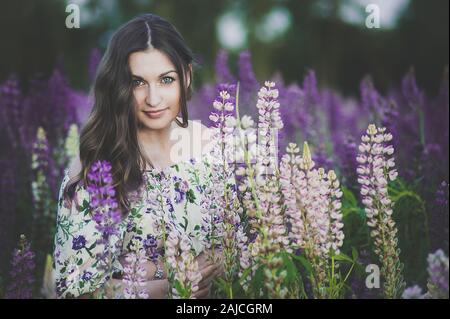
xmin=139 ymin=114 xmax=174 ymax=130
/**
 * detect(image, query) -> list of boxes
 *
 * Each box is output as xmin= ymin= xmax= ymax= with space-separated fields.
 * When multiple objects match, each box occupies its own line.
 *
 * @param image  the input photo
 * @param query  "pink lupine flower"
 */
xmin=165 ymin=229 xmax=202 ymax=299
xmin=357 ymin=124 xmax=405 ymax=299
xmin=279 ymin=142 xmax=344 ymax=298
xmin=122 ymin=247 xmax=149 ymax=299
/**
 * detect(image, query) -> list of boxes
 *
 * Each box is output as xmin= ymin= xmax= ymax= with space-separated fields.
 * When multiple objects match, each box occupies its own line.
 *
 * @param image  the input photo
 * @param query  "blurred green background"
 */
xmin=0 ymin=0 xmax=448 ymax=96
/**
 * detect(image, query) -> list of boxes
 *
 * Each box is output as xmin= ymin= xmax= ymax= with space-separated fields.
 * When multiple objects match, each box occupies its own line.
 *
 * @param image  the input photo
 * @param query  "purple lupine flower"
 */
xmin=215 ymin=49 xmax=236 ymax=84
xmin=302 ymin=70 xmax=321 ymax=107
xmin=402 ymin=68 xmax=424 ymax=110
xmin=0 ymin=75 xmax=26 ymax=150
xmin=360 ymin=75 xmax=387 ymax=125
xmin=5 ymin=235 xmax=36 ymax=299
xmin=335 ymin=135 xmax=359 ymax=188
xmin=86 ymin=160 xmax=122 ymax=271
xmin=426 ymin=249 xmax=449 ymax=298
xmin=238 ymin=50 xmax=259 ymax=95
xmin=0 ymin=157 xmax=19 ymax=274
xmin=402 ymin=285 xmax=425 ymax=299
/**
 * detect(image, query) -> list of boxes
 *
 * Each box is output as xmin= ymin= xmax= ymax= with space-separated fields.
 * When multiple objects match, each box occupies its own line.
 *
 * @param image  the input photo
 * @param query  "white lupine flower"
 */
xmin=357 ymin=124 xmax=405 ymax=298
xmin=166 ymin=229 xmax=201 ymax=299
xmin=241 ymin=115 xmax=254 ymax=129
xmin=122 ymin=247 xmax=149 ymax=299
xmin=225 ymin=116 xmax=237 ymax=128
xmin=213 ymin=100 xmax=223 ymax=111
xmin=64 ymin=124 xmax=79 ymax=162
xmin=219 ymin=90 xmax=231 ymax=100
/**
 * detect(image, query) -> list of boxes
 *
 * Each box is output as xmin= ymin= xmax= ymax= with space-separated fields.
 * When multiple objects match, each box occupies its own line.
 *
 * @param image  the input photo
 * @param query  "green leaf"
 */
xmin=290 ymin=254 xmax=313 ymax=274
xmin=280 ymin=252 xmax=299 ymax=283
xmin=333 ymin=252 xmax=353 ymax=263
xmin=351 ymin=247 xmax=359 ymax=261
xmin=174 ymin=279 xmax=185 ymax=296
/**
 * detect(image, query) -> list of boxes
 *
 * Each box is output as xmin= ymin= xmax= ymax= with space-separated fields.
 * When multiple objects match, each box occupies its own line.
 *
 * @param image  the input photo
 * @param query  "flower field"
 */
xmin=0 ymin=49 xmax=448 ymax=299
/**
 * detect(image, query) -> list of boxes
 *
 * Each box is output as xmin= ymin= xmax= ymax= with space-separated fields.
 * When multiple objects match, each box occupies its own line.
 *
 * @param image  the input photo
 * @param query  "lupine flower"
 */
xmin=206 ymin=83 xmax=250 ymax=298
xmin=425 ymin=249 xmax=449 ymax=299
xmin=402 ymin=68 xmax=424 ymax=110
xmin=238 ymin=50 xmax=259 ymax=114
xmin=86 ymin=160 xmax=122 ymax=275
xmin=280 ymin=142 xmax=344 ymax=298
xmin=64 ymin=124 xmax=79 ymax=164
xmin=215 ymin=49 xmax=236 ymax=85
xmin=231 ymin=81 xmax=293 ymax=298
xmin=250 ymin=81 xmax=290 ymax=297
xmin=122 ymin=240 xmax=149 ymax=299
xmin=5 ymin=235 xmax=36 ymax=299
xmin=403 ymin=249 xmax=449 ymax=299
xmin=402 ymin=285 xmax=425 ymax=299
xmin=357 ymin=124 xmax=405 ymax=298
xmin=0 ymin=156 xmax=19 ymax=276
xmin=360 ymin=76 xmax=386 ymax=124
xmin=31 ymin=127 xmax=57 ymax=257
xmin=146 ymin=169 xmax=174 ymax=244
xmin=165 ymin=229 xmax=202 ymax=299
xmin=430 ymin=181 xmax=449 ymax=251
xmin=0 ymin=75 xmax=26 ymax=150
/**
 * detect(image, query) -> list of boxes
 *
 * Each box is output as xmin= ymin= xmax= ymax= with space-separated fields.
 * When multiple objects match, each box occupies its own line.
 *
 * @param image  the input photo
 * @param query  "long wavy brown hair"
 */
xmin=64 ymin=13 xmax=195 ymax=214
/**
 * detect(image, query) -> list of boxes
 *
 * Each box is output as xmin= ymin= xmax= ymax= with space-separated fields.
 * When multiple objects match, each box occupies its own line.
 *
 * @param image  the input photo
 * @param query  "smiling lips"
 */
xmin=143 ymin=108 xmax=168 ymax=118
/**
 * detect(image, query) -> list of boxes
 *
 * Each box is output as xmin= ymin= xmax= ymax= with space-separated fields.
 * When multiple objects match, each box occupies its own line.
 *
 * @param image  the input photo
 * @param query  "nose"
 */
xmin=145 ymin=83 xmax=162 ymax=107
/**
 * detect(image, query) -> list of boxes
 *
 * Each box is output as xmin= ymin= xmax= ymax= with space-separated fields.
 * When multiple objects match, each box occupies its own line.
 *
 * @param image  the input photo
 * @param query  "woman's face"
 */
xmin=129 ymin=48 xmax=187 ymax=131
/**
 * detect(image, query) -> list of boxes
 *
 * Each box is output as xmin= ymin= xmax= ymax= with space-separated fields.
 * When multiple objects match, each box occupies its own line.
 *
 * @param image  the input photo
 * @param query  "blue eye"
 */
xmin=132 ymin=79 xmax=145 ymax=87
xmin=162 ymin=76 xmax=175 ymax=85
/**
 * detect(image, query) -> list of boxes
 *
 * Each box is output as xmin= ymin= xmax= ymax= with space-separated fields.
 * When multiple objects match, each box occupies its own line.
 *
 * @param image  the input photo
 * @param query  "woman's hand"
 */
xmin=118 ymin=254 xmax=164 ymax=281
xmin=192 ymin=247 xmax=224 ymax=299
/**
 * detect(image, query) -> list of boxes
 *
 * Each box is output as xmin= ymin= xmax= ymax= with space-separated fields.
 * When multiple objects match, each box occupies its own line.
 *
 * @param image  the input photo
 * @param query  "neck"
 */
xmin=137 ymin=121 xmax=177 ymax=170
xmin=137 ymin=124 xmax=173 ymax=150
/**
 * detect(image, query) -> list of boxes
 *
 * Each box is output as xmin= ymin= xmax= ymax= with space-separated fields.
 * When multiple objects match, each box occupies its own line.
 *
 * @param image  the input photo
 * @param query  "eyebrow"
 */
xmin=132 ymin=70 xmax=177 ymax=79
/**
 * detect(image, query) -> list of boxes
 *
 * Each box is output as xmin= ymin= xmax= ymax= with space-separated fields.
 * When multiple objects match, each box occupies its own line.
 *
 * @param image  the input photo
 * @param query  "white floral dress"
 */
xmin=53 ymin=155 xmax=233 ymax=298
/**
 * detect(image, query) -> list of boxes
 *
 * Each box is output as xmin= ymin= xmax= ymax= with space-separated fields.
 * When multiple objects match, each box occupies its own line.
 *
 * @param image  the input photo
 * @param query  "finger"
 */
xmin=199 ymin=264 xmax=218 ymax=279
xmin=193 ymin=283 xmax=212 ymax=299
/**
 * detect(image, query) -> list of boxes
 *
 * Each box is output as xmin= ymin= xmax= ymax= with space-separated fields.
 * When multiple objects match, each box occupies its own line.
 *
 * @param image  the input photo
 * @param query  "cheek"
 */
xmin=163 ymin=85 xmax=181 ymax=110
xmin=133 ymin=89 xmax=147 ymax=105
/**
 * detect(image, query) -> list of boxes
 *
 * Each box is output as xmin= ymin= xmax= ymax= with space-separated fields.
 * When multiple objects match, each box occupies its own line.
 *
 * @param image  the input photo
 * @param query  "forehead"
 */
xmin=128 ymin=49 xmax=176 ymax=77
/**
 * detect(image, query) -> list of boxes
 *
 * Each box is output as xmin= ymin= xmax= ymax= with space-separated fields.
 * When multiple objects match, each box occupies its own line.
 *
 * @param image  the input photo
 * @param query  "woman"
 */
xmin=53 ymin=13 xmax=227 ymax=299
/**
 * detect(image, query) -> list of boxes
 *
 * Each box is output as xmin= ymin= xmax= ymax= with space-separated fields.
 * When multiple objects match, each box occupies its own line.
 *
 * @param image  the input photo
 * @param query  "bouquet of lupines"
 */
xmin=357 ymin=124 xmax=406 ymax=298
xmin=208 ymin=81 xmax=350 ymax=299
